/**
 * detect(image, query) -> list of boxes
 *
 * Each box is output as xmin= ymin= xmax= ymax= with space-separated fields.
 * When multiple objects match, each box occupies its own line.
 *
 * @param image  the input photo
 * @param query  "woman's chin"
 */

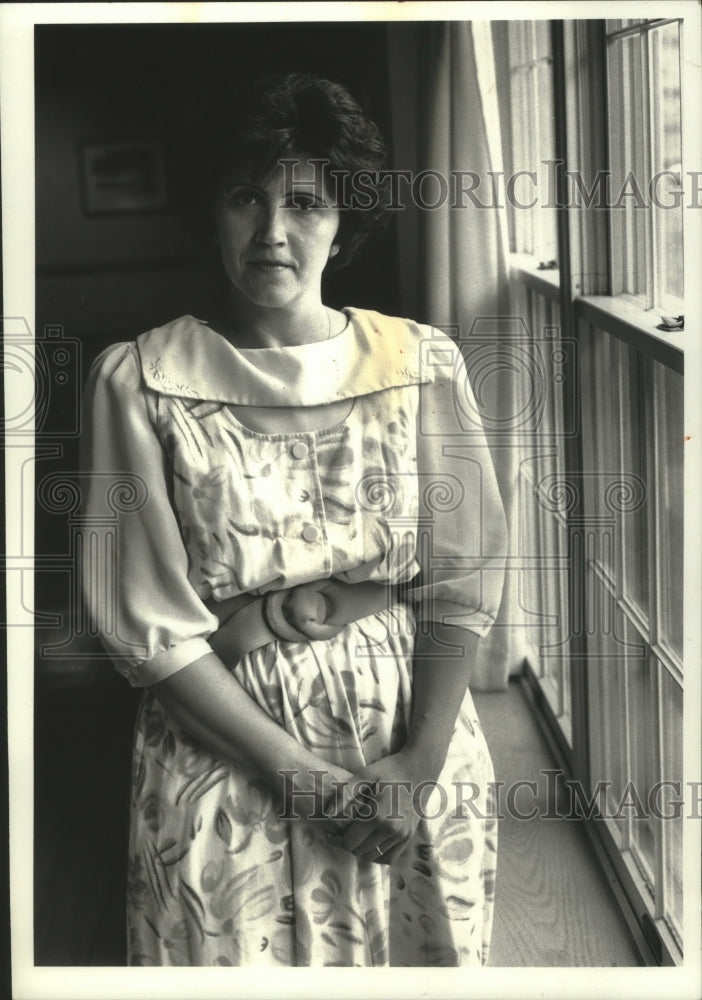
xmin=235 ymin=274 xmax=302 ymax=309
xmin=249 ymin=291 xmax=299 ymax=310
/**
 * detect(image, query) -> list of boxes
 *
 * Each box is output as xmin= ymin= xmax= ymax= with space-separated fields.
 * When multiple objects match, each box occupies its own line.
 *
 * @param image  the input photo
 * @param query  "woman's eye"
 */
xmin=284 ymin=195 xmax=322 ymax=211
xmin=224 ymin=189 xmax=260 ymax=208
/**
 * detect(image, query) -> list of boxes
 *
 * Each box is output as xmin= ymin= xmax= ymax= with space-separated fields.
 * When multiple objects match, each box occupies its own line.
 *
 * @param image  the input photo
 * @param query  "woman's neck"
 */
xmin=213 ymin=294 xmax=336 ymax=349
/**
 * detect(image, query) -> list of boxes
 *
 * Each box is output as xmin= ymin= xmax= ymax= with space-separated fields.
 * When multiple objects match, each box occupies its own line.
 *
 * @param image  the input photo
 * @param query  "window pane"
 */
xmin=533 ymin=20 xmax=551 ymax=59
xmin=649 ymin=21 xmax=684 ymax=305
xmin=660 ymin=668 xmax=683 ymax=935
xmin=587 ymin=632 xmax=622 ymax=823
xmin=537 ymin=501 xmax=569 ymax=720
xmin=607 ymin=34 xmax=648 ymax=299
xmin=655 ymin=364 xmax=684 ymax=655
xmin=509 ymin=19 xmax=529 ymax=65
xmin=606 ymin=20 xmax=684 ymax=311
xmin=627 ymin=652 xmax=656 ymax=886
xmin=535 ymin=59 xmax=558 ymax=263
xmin=582 ymin=330 xmax=648 ymax=605
xmin=519 ymin=291 xmax=571 ymax=740
xmin=580 ymin=326 xmax=620 ymax=531
xmin=620 ymin=350 xmax=648 ymax=614
xmin=587 ymin=605 xmax=644 ymax=846
xmin=507 ymin=21 xmax=557 ymax=261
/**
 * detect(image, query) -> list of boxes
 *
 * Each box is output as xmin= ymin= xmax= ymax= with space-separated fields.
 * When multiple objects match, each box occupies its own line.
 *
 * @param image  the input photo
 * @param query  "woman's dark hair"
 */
xmin=179 ymin=73 xmax=390 ymax=271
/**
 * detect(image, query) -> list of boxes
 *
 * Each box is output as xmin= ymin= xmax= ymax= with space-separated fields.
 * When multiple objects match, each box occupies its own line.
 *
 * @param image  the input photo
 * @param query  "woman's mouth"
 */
xmin=248 ymin=261 xmax=294 ymax=271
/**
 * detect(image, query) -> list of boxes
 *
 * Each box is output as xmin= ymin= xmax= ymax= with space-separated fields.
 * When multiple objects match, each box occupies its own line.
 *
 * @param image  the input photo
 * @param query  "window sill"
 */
xmin=508 ymin=256 xmax=685 ymax=374
xmin=508 ymin=253 xmax=561 ymax=302
xmin=575 ymin=296 xmax=684 ymax=374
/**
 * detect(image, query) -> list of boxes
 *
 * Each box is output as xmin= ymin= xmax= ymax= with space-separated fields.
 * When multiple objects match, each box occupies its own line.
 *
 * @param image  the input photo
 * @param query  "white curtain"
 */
xmin=389 ymin=21 xmax=527 ymax=689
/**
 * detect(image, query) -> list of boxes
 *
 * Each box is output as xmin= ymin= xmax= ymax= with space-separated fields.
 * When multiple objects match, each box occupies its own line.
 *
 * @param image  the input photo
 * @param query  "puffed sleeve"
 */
xmin=405 ymin=331 xmax=507 ymax=638
xmin=80 ymin=342 xmax=219 ymax=686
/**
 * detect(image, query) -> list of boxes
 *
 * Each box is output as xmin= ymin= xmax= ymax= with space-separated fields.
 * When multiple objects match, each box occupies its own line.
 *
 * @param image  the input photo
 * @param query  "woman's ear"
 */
xmin=329 ymin=243 xmax=340 ymax=259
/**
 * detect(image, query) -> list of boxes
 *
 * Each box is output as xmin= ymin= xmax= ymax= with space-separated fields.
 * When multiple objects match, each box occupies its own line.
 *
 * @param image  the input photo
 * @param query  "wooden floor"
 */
xmin=33 ymin=667 xmax=640 ymax=966
xmin=474 ymin=683 xmax=640 ymax=966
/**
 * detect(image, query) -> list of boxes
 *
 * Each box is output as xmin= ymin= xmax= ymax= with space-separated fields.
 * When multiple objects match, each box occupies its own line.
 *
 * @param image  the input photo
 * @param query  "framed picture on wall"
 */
xmin=79 ymin=139 xmax=169 ymax=214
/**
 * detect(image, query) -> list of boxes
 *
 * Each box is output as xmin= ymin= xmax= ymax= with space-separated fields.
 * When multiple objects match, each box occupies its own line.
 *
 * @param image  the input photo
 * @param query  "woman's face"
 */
xmin=213 ymin=153 xmax=340 ymax=313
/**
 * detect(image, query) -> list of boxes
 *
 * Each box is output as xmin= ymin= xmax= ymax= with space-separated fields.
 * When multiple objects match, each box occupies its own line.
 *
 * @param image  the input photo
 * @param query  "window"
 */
xmin=503 ymin=19 xmax=685 ymax=965
xmin=503 ymin=22 xmax=572 ymax=747
xmin=606 ymin=19 xmax=684 ymax=313
xmin=580 ymin=330 xmax=684 ymax=953
xmin=505 ymin=21 xmax=559 ymax=266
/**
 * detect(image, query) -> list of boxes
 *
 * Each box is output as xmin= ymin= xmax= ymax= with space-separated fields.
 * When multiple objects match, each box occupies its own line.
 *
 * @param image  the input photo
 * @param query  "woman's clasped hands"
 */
xmin=321 ymin=751 xmax=434 ymax=866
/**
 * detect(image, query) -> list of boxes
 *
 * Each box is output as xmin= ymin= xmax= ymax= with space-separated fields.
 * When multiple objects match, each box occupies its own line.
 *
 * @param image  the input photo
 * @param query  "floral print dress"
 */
xmin=82 ymin=308 xmax=507 ymax=967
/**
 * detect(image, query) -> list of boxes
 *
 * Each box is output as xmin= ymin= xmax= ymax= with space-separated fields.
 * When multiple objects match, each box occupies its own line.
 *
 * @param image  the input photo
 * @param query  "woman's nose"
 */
xmin=254 ymin=199 xmax=287 ymax=245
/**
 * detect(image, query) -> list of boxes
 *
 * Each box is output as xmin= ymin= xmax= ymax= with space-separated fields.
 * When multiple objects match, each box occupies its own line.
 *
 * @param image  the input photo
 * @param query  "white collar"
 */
xmin=136 ymin=307 xmax=442 ymax=406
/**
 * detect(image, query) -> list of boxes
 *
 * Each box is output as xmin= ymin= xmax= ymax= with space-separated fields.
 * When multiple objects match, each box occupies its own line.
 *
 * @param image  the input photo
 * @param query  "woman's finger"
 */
xmin=341 ymin=817 xmax=381 ymax=854
xmin=372 ymin=839 xmax=409 ymax=866
xmin=343 ymin=818 xmax=398 ymax=856
xmin=364 ymin=839 xmax=397 ymax=863
xmin=282 ymin=584 xmax=342 ymax=641
xmin=361 ymin=834 xmax=411 ymax=865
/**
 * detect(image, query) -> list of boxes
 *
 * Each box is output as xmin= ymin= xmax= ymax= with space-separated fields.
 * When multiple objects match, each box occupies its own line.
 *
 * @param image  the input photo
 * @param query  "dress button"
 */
xmin=302 ymin=523 xmax=319 ymax=543
xmin=291 ymin=440 xmax=309 ymax=460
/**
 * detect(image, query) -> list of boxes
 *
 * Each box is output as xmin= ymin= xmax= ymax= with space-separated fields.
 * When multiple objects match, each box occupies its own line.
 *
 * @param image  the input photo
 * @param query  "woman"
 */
xmin=82 ymin=74 xmax=507 ymax=967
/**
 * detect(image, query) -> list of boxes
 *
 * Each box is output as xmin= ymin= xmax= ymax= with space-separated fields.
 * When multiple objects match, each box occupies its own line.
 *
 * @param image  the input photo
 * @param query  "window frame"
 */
xmin=604 ymin=18 xmax=685 ymax=316
xmin=506 ymin=18 xmax=687 ymax=967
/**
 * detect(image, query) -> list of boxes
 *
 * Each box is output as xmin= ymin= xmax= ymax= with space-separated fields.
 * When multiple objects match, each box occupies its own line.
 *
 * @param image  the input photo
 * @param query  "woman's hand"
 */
xmin=324 ymin=749 xmax=438 ymax=866
xmin=322 ymin=625 xmax=480 ymax=867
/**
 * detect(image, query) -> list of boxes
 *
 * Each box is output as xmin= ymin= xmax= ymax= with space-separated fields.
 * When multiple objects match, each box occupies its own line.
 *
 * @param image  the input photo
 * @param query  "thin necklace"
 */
xmin=205 ymin=311 xmax=333 ymax=346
